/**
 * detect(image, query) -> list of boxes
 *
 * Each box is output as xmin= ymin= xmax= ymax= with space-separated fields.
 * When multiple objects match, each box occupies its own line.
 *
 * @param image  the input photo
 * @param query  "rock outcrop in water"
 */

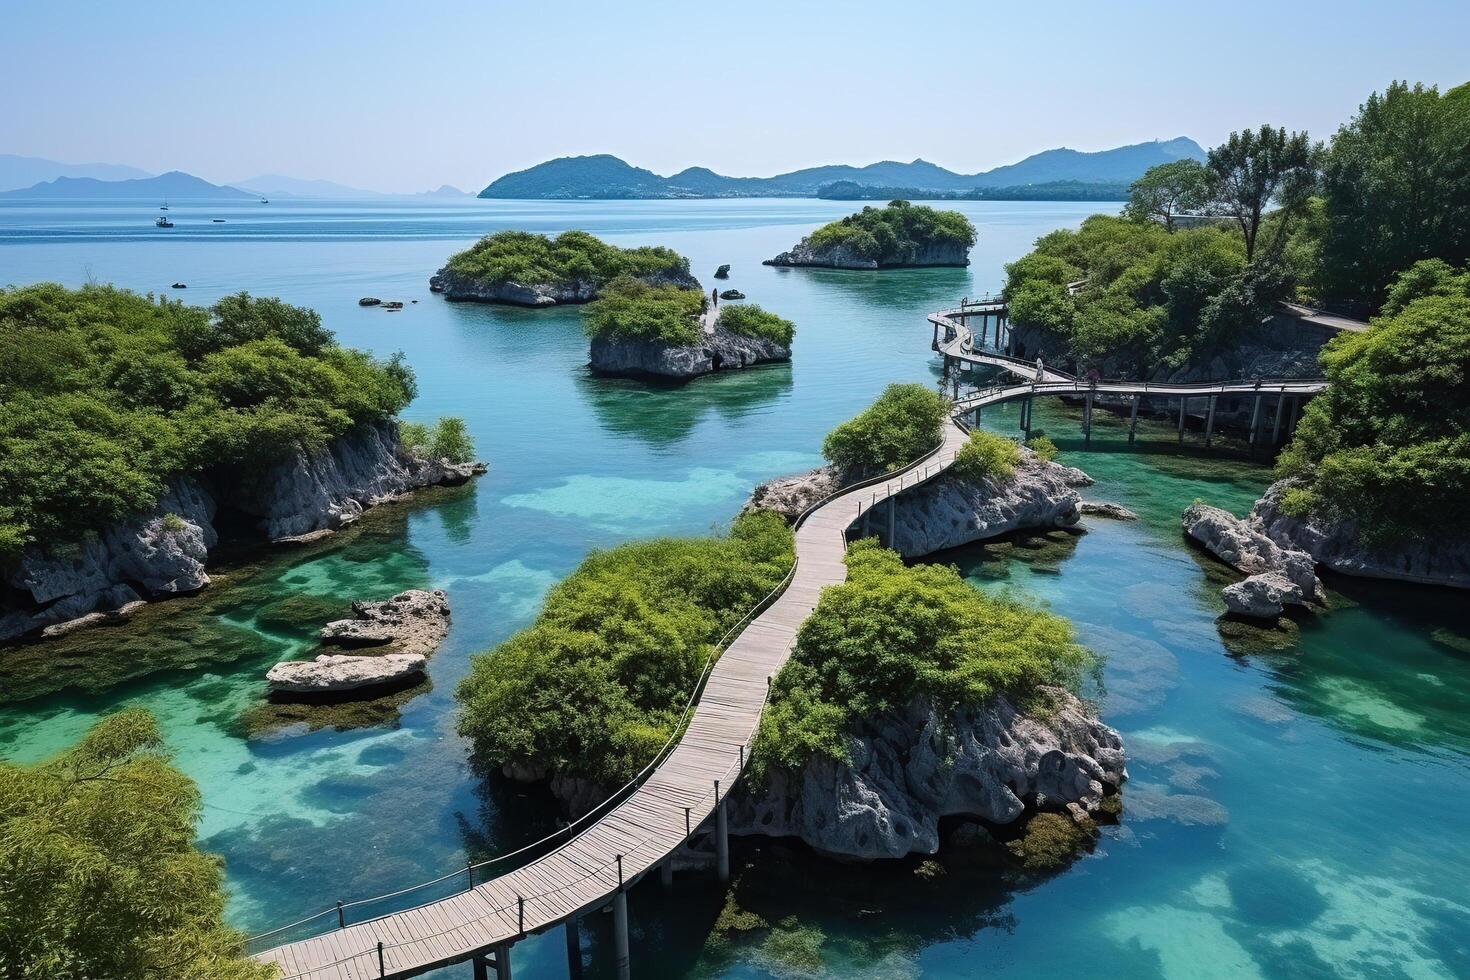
xmin=764 ymin=238 xmax=969 ymax=270
xmin=730 ymin=688 xmax=1125 ymax=860
xmin=0 ymin=425 xmax=483 ymax=642
xmin=266 ymin=653 xmax=428 ymax=695
xmin=589 ymin=321 xmax=790 ymax=380
xmin=1181 ymin=501 xmax=1324 ymax=617
xmin=744 ymin=448 xmax=1087 ymax=558
xmin=1250 ymin=478 xmax=1470 ymax=590
xmin=428 ymin=265 xmax=698 ymax=307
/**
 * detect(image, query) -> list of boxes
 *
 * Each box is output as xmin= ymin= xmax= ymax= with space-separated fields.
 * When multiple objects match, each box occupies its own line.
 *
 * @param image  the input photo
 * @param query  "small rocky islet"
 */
xmin=764 ymin=200 xmax=976 ymax=270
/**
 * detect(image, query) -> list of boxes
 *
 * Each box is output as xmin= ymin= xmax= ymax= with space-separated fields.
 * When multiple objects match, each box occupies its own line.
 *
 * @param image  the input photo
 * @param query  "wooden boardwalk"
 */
xmin=255 ymin=423 xmax=971 ymax=980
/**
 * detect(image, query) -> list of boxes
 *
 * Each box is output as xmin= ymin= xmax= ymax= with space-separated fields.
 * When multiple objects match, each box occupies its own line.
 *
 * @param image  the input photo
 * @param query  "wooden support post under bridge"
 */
xmin=1178 ymin=397 xmax=1187 ymax=443
xmin=565 ymin=917 xmax=582 ymax=979
xmin=1083 ymin=390 xmax=1094 ymax=446
xmin=1272 ymin=391 xmax=1285 ymax=444
xmin=1248 ymin=394 xmax=1264 ymax=450
xmin=1204 ymin=395 xmax=1217 ymax=448
xmin=1128 ymin=394 xmax=1140 ymax=443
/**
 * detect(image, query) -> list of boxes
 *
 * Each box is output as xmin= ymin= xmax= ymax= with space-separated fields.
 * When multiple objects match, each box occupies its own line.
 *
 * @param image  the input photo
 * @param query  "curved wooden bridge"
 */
xmin=253 ymin=423 xmax=971 ymax=979
xmin=253 ymin=298 xmax=1331 ymax=979
xmin=931 ymin=303 xmax=1328 ymax=446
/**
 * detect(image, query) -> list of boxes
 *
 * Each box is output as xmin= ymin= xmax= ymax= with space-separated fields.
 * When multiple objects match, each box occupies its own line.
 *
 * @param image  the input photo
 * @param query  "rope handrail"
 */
xmin=250 ymin=436 xmax=952 ymax=960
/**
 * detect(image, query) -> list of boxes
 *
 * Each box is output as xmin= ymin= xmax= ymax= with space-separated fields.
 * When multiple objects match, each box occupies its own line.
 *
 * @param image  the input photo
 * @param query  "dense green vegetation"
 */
xmin=1120 ymin=159 xmax=1211 ymax=231
xmin=753 ymin=541 xmax=1089 ymax=778
xmin=0 ymin=709 xmax=269 ymax=979
xmin=821 ymin=383 xmax=949 ymax=475
xmin=1276 ymin=269 xmax=1470 ymax=544
xmin=443 ymin=229 xmax=691 ymax=288
xmin=805 ymin=201 xmax=976 ymax=265
xmin=0 ymin=284 xmax=415 ymax=557
xmin=399 ymin=416 xmax=476 ymax=463
xmin=950 ymin=430 xmax=1021 ymax=483
xmin=718 ymin=303 xmax=796 ymax=346
xmin=581 ymin=276 xmax=705 ymax=345
xmin=456 ymin=512 xmax=794 ymax=786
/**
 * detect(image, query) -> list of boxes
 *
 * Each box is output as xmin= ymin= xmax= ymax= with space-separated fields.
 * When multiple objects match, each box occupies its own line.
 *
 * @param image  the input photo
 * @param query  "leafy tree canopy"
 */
xmin=1123 ymin=159 xmax=1212 ymax=231
xmin=1276 ymin=282 xmax=1470 ymax=544
xmin=821 ymin=383 xmax=950 ymax=476
xmin=806 ymin=200 xmax=977 ymax=265
xmin=581 ymin=276 xmax=705 ymax=345
xmin=753 ymin=540 xmax=1090 ymax=778
xmin=718 ymin=303 xmax=796 ymax=346
xmin=0 ymin=284 xmax=415 ymax=557
xmin=444 ymin=230 xmax=691 ymax=288
xmin=950 ymin=429 xmax=1020 ymax=483
xmin=456 ymin=512 xmax=794 ymax=786
xmin=0 ymin=709 xmax=270 ymax=980
xmin=1206 ymin=125 xmax=1318 ymax=262
xmin=399 ymin=416 xmax=476 ymax=464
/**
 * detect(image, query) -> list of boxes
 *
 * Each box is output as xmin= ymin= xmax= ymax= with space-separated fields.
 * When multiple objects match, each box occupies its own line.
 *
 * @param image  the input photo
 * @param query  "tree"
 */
xmin=0 ymin=709 xmax=271 ymax=980
xmin=821 ymin=384 xmax=950 ymax=476
xmin=1206 ymin=126 xmax=1318 ymax=262
xmin=1123 ymin=159 xmax=1212 ymax=231
xmin=1317 ymin=81 xmax=1470 ymax=308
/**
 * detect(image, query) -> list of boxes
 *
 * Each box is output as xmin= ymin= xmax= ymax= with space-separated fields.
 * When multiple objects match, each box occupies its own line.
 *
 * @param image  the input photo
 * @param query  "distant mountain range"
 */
xmin=0 ymin=154 xmax=153 ymax=192
xmin=479 ymin=138 xmax=1206 ymax=200
xmin=0 ymin=170 xmax=258 ymax=200
xmin=231 ymin=174 xmax=386 ymax=200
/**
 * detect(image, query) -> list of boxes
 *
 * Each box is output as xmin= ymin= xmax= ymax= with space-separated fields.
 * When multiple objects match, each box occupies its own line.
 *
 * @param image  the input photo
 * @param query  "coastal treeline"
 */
xmin=0 ymin=709 xmax=269 ymax=979
xmin=1003 ymin=78 xmax=1470 ymax=541
xmin=0 ymin=284 xmax=416 ymax=557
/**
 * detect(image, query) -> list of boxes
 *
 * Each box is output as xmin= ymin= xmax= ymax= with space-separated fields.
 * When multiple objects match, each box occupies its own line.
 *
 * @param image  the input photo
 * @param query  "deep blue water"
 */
xmin=1 ymin=199 xmax=1467 ymax=979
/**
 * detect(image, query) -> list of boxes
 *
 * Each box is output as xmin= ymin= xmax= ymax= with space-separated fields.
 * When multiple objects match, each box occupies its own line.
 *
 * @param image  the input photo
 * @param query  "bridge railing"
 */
xmin=248 ymin=438 xmax=956 ymax=967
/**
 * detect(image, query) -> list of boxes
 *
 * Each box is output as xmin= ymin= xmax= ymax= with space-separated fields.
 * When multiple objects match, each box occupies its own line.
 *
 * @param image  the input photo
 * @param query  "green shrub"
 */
xmin=821 ymin=383 xmax=950 ymax=476
xmin=444 ymin=229 xmax=690 ymax=288
xmin=1276 ymin=292 xmax=1470 ymax=543
xmin=951 ymin=430 xmax=1020 ymax=483
xmin=158 ymin=512 xmax=188 ymax=534
xmin=582 ymin=276 xmax=704 ymax=345
xmin=753 ymin=541 xmax=1090 ymax=779
xmin=1006 ymin=812 xmax=1097 ymax=870
xmin=401 ymin=417 xmax=476 ymax=463
xmin=0 ymin=284 xmax=416 ymax=558
xmin=1025 ymin=435 xmax=1060 ymax=460
xmin=804 ymin=200 xmax=976 ymax=265
xmin=0 ymin=709 xmax=271 ymax=979
xmin=456 ymin=512 xmax=794 ymax=786
xmin=718 ymin=303 xmax=795 ymax=346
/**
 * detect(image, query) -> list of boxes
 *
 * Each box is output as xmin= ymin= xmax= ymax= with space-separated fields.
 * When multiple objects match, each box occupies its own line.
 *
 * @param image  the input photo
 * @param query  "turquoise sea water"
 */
xmin=2 ymin=199 xmax=1468 ymax=979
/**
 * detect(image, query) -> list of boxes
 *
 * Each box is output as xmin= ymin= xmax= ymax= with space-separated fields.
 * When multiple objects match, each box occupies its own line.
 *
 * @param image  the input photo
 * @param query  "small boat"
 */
xmin=212 ymin=218 xmax=226 ymax=223
xmin=155 ymin=216 xmax=174 ymax=228
xmin=171 ymin=282 xmax=187 ymax=289
xmin=259 ymin=196 xmax=269 ymax=204
xmin=160 ymin=202 xmax=169 ymax=211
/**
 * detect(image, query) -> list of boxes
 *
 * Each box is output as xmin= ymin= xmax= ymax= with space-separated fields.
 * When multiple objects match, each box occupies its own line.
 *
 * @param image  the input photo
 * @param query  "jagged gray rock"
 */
xmin=730 ymin=688 xmax=1125 ymax=860
xmin=888 ymin=451 xmax=1085 ymax=557
xmin=589 ymin=322 xmax=790 ymax=380
xmin=428 ymin=266 xmax=699 ymax=306
xmin=1080 ymin=500 xmax=1138 ymax=521
xmin=1222 ymin=572 xmax=1303 ymax=618
xmin=266 ymin=653 xmax=427 ymax=694
xmin=743 ymin=466 xmax=845 ymax=522
xmin=719 ymin=289 xmax=745 ymax=300
xmin=764 ymin=239 xmax=969 ymax=270
xmin=0 ymin=480 xmax=217 ymax=641
xmin=1181 ymin=501 xmax=1323 ymax=603
xmin=318 ymin=589 xmax=451 ymax=658
xmin=1251 ymin=478 xmax=1470 ymax=589
xmin=713 ymin=264 xmax=731 ymax=279
xmin=231 ymin=420 xmax=484 ymax=540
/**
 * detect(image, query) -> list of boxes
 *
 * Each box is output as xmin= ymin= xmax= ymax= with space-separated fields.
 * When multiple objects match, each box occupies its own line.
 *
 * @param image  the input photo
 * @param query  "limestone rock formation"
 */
xmin=0 ymin=480 xmax=217 ymax=641
xmin=1181 ymin=501 xmax=1323 ymax=605
xmin=714 ymin=264 xmax=731 ymax=279
xmin=730 ymin=688 xmax=1125 ymax=860
xmin=231 ymin=420 xmax=485 ymax=541
xmin=266 ymin=653 xmax=427 ymax=694
xmin=318 ymin=589 xmax=451 ymax=658
xmin=1250 ymin=479 xmax=1470 ymax=589
xmin=1221 ymin=572 xmax=1304 ymax=618
xmin=589 ymin=322 xmax=790 ymax=380
xmin=719 ymin=289 xmax=745 ymax=300
xmin=1080 ymin=500 xmax=1139 ymax=521
xmin=887 ymin=451 xmax=1086 ymax=558
xmin=764 ymin=239 xmax=969 ymax=270
xmin=428 ymin=266 xmax=699 ymax=306
xmin=743 ymin=466 xmax=845 ymax=522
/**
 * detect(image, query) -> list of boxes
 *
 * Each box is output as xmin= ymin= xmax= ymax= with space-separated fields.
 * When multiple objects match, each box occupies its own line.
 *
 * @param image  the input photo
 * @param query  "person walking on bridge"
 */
xmin=1035 ymin=355 xmax=1045 ymax=382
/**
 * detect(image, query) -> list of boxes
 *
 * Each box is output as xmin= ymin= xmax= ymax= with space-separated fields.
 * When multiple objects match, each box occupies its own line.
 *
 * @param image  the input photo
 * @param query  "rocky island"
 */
xmin=765 ymin=200 xmax=975 ymax=270
xmin=429 ymin=229 xmax=699 ymax=306
xmin=0 ymin=285 xmax=484 ymax=642
xmin=584 ymin=278 xmax=794 ymax=380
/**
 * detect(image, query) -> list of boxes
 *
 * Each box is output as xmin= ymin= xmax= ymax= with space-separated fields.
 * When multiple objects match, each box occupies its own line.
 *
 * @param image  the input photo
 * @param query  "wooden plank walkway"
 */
xmin=256 ymin=421 xmax=971 ymax=980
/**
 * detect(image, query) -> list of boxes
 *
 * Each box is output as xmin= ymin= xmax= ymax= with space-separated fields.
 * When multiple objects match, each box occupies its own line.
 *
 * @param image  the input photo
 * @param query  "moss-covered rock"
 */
xmin=1005 ymin=812 xmax=1097 ymax=870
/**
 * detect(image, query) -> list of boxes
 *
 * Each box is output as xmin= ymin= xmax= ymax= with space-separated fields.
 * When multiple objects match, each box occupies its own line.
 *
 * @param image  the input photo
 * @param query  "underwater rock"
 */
xmin=1080 ymin=500 xmax=1138 ymax=521
xmin=265 ymin=653 xmax=427 ymax=694
xmin=730 ymin=688 xmax=1124 ymax=860
xmin=318 ymin=588 xmax=451 ymax=658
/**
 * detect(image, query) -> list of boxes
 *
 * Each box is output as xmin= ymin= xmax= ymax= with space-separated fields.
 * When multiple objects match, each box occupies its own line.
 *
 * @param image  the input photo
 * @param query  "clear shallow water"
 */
xmin=2 ymin=199 xmax=1468 ymax=979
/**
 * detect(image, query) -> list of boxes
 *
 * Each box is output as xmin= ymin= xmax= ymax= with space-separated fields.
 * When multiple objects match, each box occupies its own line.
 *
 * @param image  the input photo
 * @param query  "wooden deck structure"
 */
xmin=255 ymin=423 xmax=971 ymax=980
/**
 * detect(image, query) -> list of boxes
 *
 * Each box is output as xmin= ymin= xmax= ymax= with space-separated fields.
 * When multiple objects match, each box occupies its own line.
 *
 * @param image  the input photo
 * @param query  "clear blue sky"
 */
xmin=3 ymin=0 xmax=1466 ymax=193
